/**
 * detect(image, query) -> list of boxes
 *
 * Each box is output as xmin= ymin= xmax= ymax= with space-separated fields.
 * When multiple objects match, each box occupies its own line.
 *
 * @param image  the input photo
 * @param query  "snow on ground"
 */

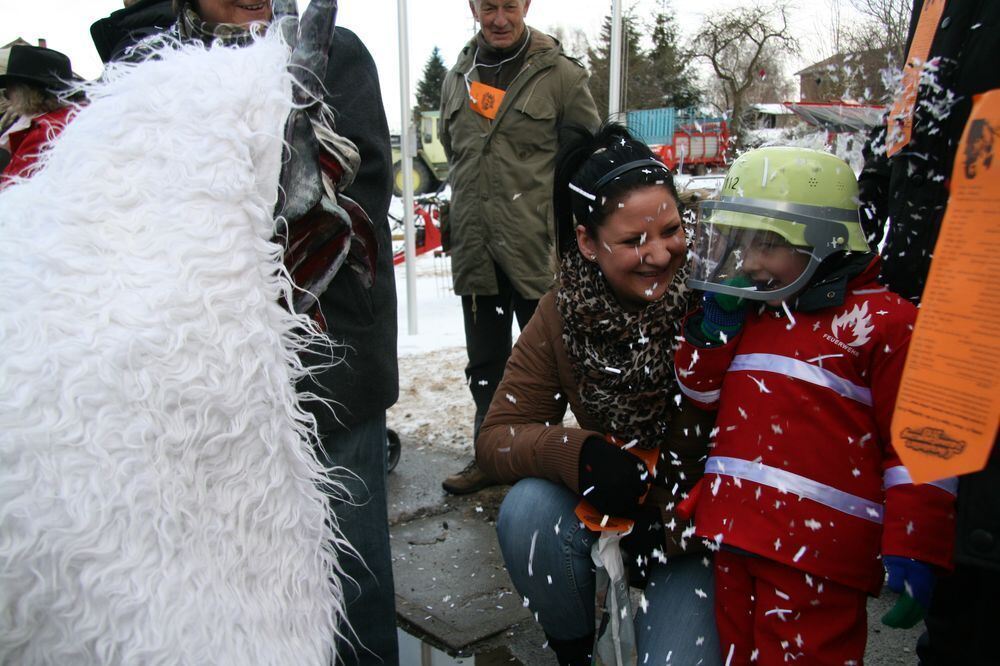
xmin=387 ymin=251 xmax=474 ymax=455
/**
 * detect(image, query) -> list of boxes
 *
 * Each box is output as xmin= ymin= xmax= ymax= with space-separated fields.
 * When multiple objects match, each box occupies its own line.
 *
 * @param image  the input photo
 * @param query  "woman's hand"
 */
xmin=577 ymin=436 xmax=650 ymax=517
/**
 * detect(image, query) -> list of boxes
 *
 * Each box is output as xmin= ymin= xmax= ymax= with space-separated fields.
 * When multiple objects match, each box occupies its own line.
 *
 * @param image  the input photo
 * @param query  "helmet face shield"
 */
xmin=685 ymin=147 xmax=872 ymax=303
xmin=689 ymin=200 xmax=841 ymax=302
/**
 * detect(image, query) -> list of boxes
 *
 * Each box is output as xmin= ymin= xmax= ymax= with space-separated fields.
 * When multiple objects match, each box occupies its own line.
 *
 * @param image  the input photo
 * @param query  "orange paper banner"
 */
xmin=891 ymin=90 xmax=1000 ymax=483
xmin=886 ymin=0 xmax=947 ymax=157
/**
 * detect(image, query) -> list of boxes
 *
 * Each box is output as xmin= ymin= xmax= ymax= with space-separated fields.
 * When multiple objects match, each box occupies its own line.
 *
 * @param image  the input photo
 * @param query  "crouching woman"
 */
xmin=475 ymin=124 xmax=721 ymax=665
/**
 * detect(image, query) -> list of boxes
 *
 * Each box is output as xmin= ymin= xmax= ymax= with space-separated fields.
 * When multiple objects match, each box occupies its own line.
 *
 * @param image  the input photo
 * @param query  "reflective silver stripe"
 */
xmin=728 ymin=353 xmax=873 ymax=406
xmin=884 ymin=465 xmax=959 ymax=495
xmin=707 ymin=456 xmax=884 ymax=524
xmin=674 ymin=368 xmax=721 ymax=404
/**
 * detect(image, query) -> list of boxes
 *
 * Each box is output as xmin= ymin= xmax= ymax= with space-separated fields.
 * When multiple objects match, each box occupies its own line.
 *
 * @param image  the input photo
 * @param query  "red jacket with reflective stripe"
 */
xmin=676 ymin=260 xmax=955 ymax=594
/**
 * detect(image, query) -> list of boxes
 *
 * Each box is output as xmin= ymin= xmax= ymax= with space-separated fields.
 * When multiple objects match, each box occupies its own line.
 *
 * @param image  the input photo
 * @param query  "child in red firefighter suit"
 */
xmin=674 ymin=147 xmax=956 ymax=666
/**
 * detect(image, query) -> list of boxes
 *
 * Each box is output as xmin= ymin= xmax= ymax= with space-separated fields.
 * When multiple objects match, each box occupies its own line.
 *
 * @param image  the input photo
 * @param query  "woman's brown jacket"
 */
xmin=476 ymin=290 xmax=715 ymax=556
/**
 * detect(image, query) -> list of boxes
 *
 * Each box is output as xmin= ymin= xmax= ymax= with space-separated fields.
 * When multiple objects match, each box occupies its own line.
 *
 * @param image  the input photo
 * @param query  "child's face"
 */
xmin=740 ymin=230 xmax=812 ymax=306
xmin=576 ymin=186 xmax=686 ymax=312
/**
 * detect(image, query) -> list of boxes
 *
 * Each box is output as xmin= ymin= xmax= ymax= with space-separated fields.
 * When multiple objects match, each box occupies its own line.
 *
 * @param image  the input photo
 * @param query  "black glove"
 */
xmin=578 ymin=436 xmax=649 ymax=518
xmin=621 ymin=506 xmax=665 ymax=589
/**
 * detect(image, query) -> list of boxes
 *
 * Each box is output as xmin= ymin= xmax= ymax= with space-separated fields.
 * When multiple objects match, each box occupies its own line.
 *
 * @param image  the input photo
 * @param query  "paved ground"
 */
xmin=388 ymin=436 xmax=924 ymax=665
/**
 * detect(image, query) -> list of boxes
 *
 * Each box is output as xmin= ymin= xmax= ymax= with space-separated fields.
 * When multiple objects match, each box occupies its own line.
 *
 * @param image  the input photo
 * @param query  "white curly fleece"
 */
xmin=0 ymin=30 xmax=346 ymax=665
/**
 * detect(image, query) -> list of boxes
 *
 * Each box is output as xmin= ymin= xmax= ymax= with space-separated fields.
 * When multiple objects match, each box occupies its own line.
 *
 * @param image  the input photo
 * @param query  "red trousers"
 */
xmin=714 ymin=550 xmax=869 ymax=665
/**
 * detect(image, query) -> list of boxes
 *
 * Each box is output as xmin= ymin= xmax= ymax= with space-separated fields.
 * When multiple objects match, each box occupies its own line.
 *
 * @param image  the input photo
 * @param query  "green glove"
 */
xmin=699 ymin=276 xmax=753 ymax=342
xmin=712 ymin=275 xmax=753 ymax=311
xmin=880 ymin=592 xmax=925 ymax=629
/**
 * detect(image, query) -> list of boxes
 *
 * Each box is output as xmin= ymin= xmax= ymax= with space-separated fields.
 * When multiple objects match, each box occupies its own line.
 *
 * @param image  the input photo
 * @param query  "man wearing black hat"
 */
xmin=0 ymin=45 xmax=77 ymax=185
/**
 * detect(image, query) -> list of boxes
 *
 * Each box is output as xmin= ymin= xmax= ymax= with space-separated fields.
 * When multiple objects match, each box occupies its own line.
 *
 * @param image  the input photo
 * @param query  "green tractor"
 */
xmin=391 ymin=110 xmax=449 ymax=196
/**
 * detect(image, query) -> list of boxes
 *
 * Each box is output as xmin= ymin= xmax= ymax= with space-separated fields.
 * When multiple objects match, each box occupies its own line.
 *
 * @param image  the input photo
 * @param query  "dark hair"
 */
xmin=553 ymin=122 xmax=679 ymax=257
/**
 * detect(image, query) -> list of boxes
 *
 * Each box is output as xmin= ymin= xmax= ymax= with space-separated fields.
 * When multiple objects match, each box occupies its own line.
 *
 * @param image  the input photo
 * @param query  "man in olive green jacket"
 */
xmin=439 ymin=0 xmax=599 ymax=494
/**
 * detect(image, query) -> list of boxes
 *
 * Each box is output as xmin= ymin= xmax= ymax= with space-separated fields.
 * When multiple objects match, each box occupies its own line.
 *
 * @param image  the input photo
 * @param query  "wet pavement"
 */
xmin=387 ymin=434 xmax=924 ymax=665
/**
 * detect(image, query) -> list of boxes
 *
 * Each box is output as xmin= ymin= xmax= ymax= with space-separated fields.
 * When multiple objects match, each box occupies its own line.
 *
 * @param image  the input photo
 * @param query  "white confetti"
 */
xmin=781 ymin=300 xmax=797 ymax=329
xmin=505 ymin=393 xmax=517 ymax=404
xmin=527 ymin=530 xmax=538 ymax=576
xmin=792 ymin=545 xmax=807 ymax=562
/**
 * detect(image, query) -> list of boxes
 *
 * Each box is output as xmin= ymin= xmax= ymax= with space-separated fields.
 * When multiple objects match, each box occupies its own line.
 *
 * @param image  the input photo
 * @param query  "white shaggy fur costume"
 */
xmin=0 ymin=31 xmax=347 ymax=665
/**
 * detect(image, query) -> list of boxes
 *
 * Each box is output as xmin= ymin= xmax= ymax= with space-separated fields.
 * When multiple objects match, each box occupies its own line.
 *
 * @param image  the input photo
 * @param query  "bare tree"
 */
xmin=692 ymin=2 xmax=799 ymax=150
xmin=548 ymin=25 xmax=591 ymax=66
xmin=844 ymin=0 xmax=913 ymax=67
xmin=805 ymin=0 xmax=912 ymax=103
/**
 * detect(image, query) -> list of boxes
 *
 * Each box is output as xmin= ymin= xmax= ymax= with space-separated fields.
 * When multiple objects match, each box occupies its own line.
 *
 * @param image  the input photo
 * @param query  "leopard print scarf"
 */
xmin=557 ymin=249 xmax=691 ymax=448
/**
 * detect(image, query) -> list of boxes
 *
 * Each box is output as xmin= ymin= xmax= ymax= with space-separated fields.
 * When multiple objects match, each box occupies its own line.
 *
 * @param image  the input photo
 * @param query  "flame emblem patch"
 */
xmin=831 ymin=301 xmax=874 ymax=348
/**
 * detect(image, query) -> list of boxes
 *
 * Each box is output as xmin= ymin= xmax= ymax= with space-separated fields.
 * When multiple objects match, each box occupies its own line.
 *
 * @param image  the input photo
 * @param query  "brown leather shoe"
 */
xmin=442 ymin=459 xmax=496 ymax=495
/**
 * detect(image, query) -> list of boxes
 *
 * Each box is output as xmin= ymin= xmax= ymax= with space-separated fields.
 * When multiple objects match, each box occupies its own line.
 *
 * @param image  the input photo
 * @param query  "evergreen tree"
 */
xmin=587 ymin=2 xmax=700 ymax=116
xmin=587 ymin=11 xmax=644 ymax=117
xmin=642 ymin=3 xmax=700 ymax=110
xmin=413 ymin=46 xmax=448 ymax=122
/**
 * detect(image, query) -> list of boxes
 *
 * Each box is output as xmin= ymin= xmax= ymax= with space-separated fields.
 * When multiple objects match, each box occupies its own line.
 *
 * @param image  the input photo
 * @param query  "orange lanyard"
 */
xmin=886 ymin=0 xmax=948 ymax=157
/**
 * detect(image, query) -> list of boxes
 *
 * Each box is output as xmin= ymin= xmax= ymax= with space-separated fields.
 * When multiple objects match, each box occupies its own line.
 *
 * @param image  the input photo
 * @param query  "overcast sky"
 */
xmin=3 ymin=0 xmax=855 ymax=132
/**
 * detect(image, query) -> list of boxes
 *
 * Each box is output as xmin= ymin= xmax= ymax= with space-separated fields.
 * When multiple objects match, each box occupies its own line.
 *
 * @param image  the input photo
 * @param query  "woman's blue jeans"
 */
xmin=497 ymin=478 xmax=722 ymax=665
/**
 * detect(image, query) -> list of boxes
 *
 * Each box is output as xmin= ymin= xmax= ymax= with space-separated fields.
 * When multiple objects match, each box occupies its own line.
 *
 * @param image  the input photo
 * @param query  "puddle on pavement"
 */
xmin=397 ymin=628 xmax=522 ymax=665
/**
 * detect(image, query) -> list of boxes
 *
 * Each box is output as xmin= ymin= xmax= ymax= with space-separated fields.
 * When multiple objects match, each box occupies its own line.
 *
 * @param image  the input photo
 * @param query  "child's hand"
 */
xmin=700 ymin=287 xmax=749 ymax=342
xmin=880 ymin=555 xmax=935 ymax=629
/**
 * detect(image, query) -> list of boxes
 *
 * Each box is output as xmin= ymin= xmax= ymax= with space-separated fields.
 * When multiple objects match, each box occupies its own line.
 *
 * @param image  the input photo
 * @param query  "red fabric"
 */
xmin=715 ymin=549 xmax=869 ymax=666
xmin=1 ymin=106 xmax=74 ymax=187
xmin=675 ymin=259 xmax=955 ymax=594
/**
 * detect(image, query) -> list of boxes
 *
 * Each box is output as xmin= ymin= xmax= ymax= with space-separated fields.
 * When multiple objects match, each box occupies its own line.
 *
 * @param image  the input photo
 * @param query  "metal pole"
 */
xmin=608 ymin=0 xmax=624 ymax=122
xmin=397 ymin=0 xmax=417 ymax=334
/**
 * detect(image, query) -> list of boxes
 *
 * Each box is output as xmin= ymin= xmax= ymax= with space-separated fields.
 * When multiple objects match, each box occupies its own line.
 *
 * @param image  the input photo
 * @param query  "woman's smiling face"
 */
xmin=576 ymin=186 xmax=687 ymax=311
xmin=195 ymin=0 xmax=273 ymax=25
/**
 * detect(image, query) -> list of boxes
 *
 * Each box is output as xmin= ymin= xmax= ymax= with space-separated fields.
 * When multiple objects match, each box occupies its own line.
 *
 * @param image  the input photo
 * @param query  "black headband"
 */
xmin=593 ymin=158 xmax=669 ymax=190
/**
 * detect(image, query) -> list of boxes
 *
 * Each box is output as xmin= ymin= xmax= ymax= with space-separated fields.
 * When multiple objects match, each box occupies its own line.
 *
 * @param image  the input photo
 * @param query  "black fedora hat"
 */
xmin=0 ymin=45 xmax=75 ymax=93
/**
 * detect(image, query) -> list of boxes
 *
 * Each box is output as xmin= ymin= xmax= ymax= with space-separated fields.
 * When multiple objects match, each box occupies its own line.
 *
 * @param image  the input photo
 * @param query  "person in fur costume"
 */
xmin=92 ymin=3 xmax=399 ymax=660
xmin=0 ymin=2 xmax=365 ymax=664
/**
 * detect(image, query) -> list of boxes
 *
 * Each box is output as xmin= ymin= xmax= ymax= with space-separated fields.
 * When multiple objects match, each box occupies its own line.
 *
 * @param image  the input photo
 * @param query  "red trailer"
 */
xmin=627 ymin=107 xmax=729 ymax=173
xmin=654 ymin=118 xmax=729 ymax=172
